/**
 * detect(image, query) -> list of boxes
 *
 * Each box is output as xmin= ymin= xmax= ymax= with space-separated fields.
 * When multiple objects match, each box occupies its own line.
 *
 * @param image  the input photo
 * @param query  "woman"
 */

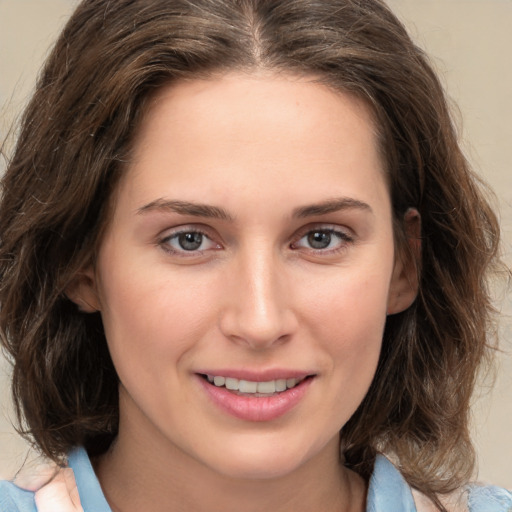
xmin=0 ymin=0 xmax=510 ymax=510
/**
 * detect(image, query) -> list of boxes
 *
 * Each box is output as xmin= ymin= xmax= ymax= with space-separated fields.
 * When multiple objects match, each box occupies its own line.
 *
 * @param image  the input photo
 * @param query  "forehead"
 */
xmin=113 ymin=72 xmax=389 ymax=221
xmin=137 ymin=73 xmax=379 ymax=155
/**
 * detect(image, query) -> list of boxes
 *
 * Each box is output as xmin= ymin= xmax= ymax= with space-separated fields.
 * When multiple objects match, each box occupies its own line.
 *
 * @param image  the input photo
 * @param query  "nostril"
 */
xmin=218 ymin=309 xmax=297 ymax=350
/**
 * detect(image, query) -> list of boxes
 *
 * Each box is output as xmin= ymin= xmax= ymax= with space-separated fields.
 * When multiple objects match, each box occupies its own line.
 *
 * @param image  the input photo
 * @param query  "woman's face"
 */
xmin=79 ymin=73 xmax=416 ymax=479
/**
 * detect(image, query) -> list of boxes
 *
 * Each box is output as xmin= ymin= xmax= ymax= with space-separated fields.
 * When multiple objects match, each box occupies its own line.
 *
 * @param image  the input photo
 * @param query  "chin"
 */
xmin=200 ymin=435 xmax=326 ymax=481
xmin=213 ymin=456 xmax=302 ymax=481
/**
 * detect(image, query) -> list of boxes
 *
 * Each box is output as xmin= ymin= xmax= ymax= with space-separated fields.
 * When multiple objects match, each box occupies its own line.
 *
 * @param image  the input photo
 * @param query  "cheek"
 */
xmin=298 ymin=261 xmax=391 ymax=378
xmin=302 ymin=259 xmax=391 ymax=332
xmin=97 ymin=258 xmax=221 ymax=377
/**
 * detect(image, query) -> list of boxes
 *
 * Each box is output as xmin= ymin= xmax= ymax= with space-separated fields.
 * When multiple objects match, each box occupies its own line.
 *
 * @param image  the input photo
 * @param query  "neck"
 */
xmin=94 ymin=429 xmax=366 ymax=512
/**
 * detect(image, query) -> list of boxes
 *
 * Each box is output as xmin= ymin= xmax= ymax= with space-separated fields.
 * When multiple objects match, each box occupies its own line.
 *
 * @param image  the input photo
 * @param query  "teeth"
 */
xmin=286 ymin=378 xmax=297 ymax=388
xmin=213 ymin=376 xmax=225 ymax=386
xmin=275 ymin=379 xmax=287 ymax=392
xmin=225 ymin=377 xmax=238 ymax=390
xmin=257 ymin=380 xmax=275 ymax=393
xmin=206 ymin=375 xmax=304 ymax=394
xmin=239 ymin=380 xmax=258 ymax=393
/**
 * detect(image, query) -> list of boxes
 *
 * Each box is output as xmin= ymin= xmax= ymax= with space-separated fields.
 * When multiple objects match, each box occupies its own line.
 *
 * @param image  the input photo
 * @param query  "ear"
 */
xmin=387 ymin=208 xmax=421 ymax=315
xmin=65 ymin=266 xmax=101 ymax=313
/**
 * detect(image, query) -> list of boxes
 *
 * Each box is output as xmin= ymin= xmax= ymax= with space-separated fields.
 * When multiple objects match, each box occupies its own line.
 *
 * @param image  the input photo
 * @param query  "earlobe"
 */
xmin=65 ymin=267 xmax=101 ymax=313
xmin=387 ymin=208 xmax=421 ymax=315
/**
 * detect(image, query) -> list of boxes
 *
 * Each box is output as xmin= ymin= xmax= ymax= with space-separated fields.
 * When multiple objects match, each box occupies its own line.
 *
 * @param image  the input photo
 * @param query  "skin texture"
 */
xmin=69 ymin=72 xmax=418 ymax=512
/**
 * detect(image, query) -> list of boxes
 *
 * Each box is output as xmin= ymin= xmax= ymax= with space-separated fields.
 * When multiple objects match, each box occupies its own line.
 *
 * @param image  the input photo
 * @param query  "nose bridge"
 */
xmin=220 ymin=243 xmax=295 ymax=348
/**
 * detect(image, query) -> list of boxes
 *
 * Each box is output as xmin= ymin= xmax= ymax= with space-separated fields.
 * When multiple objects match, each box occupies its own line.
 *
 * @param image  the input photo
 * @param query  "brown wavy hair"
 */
xmin=0 ymin=0 xmax=500 ymax=507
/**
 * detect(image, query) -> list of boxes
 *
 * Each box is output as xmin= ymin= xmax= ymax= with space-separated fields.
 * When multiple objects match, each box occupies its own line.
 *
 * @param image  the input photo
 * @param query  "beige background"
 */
xmin=0 ymin=0 xmax=511 ymax=488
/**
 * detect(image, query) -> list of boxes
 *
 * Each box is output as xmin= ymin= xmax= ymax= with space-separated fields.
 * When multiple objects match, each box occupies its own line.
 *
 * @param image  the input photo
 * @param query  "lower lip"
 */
xmin=197 ymin=376 xmax=313 ymax=422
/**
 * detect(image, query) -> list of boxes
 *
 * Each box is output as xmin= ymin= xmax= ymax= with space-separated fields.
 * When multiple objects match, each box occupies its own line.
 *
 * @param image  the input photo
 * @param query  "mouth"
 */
xmin=197 ymin=372 xmax=315 ymax=421
xmin=200 ymin=374 xmax=311 ymax=397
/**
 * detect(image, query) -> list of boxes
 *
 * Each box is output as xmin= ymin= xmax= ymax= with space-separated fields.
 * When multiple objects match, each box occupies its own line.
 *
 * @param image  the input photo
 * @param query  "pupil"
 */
xmin=179 ymin=232 xmax=203 ymax=251
xmin=308 ymin=231 xmax=331 ymax=249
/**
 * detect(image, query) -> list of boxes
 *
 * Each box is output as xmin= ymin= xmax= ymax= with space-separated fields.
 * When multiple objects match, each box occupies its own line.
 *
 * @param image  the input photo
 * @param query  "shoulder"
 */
xmin=413 ymin=481 xmax=512 ymax=512
xmin=466 ymin=484 xmax=512 ymax=512
xmin=2 ymin=448 xmax=110 ymax=512
xmin=413 ymin=485 xmax=512 ymax=512
xmin=369 ymin=455 xmax=512 ymax=512
xmin=0 ymin=480 xmax=37 ymax=512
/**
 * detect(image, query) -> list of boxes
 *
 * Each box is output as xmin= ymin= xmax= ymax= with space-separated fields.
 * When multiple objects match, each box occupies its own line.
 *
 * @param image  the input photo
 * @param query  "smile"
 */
xmin=198 ymin=373 xmax=315 ymax=422
xmin=205 ymin=375 xmax=305 ymax=395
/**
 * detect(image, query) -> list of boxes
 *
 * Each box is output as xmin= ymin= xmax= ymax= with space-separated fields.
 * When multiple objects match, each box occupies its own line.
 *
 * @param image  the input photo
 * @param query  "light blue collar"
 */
xmin=68 ymin=447 xmax=112 ymax=512
xmin=69 ymin=447 xmax=417 ymax=512
xmin=366 ymin=455 xmax=417 ymax=511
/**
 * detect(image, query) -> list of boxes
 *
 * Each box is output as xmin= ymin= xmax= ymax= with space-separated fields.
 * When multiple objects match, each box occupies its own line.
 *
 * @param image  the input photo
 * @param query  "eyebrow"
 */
xmin=292 ymin=197 xmax=373 ymax=218
xmin=137 ymin=199 xmax=234 ymax=221
xmin=136 ymin=196 xmax=372 ymax=221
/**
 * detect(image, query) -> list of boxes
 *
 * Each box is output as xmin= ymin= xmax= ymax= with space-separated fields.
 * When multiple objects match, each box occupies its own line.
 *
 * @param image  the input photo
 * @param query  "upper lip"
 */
xmin=195 ymin=369 xmax=314 ymax=382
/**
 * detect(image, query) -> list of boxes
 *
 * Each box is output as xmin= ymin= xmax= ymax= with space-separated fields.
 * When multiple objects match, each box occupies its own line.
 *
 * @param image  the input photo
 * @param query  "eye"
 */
xmin=306 ymin=231 xmax=335 ymax=249
xmin=176 ymin=232 xmax=205 ymax=251
xmin=292 ymin=227 xmax=353 ymax=253
xmin=160 ymin=229 xmax=220 ymax=255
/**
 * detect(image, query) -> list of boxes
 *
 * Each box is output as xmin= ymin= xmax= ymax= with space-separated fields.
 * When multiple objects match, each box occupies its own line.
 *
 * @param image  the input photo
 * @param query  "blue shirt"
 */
xmin=1 ymin=447 xmax=511 ymax=511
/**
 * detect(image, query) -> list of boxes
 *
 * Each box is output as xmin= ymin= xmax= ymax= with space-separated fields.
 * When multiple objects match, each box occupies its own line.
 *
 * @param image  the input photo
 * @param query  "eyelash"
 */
xmin=290 ymin=226 xmax=354 ymax=255
xmin=159 ymin=228 xmax=221 ymax=257
xmin=158 ymin=225 xmax=354 ymax=257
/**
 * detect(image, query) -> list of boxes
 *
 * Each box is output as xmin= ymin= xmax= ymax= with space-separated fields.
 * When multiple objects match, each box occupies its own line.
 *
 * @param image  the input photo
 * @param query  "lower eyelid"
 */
xmin=158 ymin=226 xmax=353 ymax=254
xmin=289 ymin=229 xmax=355 ymax=255
xmin=159 ymin=230 xmax=214 ymax=252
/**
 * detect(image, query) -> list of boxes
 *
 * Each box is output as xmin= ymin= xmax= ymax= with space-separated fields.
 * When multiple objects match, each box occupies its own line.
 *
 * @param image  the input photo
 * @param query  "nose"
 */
xmin=219 ymin=247 xmax=297 ymax=350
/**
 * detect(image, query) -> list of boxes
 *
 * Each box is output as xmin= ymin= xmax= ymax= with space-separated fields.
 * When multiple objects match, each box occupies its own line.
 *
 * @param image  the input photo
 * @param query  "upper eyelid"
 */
xmin=293 ymin=223 xmax=354 ymax=239
xmin=159 ymin=224 xmax=216 ymax=239
xmin=290 ymin=225 xmax=356 ymax=252
xmin=158 ymin=225 xmax=219 ymax=247
xmin=294 ymin=230 xmax=352 ymax=244
xmin=156 ymin=222 xmax=354 ymax=246
xmin=158 ymin=229 xmax=220 ymax=257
